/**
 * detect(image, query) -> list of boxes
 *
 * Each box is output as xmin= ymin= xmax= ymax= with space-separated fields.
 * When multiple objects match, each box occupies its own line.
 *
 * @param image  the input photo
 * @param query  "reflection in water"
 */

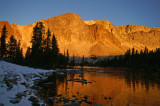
xmin=124 ymin=71 xmax=160 ymax=92
xmin=36 ymin=67 xmax=160 ymax=106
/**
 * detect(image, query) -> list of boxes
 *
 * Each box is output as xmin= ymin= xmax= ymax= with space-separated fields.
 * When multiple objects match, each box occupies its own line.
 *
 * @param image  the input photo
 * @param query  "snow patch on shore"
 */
xmin=0 ymin=61 xmax=55 ymax=106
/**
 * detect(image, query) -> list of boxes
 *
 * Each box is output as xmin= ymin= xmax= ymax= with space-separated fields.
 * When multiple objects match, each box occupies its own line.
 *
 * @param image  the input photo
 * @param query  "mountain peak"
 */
xmin=43 ymin=12 xmax=81 ymax=21
xmin=11 ymin=23 xmax=18 ymax=26
xmin=0 ymin=13 xmax=160 ymax=57
xmin=0 ymin=21 xmax=10 ymax=26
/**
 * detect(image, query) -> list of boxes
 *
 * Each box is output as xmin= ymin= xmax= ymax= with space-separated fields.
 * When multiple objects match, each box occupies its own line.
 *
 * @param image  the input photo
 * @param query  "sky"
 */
xmin=0 ymin=0 xmax=160 ymax=28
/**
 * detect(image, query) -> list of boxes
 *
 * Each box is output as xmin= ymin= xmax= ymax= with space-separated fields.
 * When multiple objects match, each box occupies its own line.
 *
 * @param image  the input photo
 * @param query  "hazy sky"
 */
xmin=0 ymin=0 xmax=160 ymax=28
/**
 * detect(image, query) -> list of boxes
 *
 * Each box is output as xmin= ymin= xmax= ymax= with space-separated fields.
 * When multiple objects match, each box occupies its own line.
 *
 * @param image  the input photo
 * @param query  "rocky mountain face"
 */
xmin=0 ymin=13 xmax=160 ymax=57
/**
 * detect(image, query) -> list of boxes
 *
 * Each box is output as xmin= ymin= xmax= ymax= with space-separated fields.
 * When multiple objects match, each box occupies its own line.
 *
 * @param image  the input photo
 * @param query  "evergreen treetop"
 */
xmin=8 ymin=35 xmax=17 ymax=58
xmin=0 ymin=25 xmax=8 ymax=57
xmin=52 ymin=33 xmax=59 ymax=55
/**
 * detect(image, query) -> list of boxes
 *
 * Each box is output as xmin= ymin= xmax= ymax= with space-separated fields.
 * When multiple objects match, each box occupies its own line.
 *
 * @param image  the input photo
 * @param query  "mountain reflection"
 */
xmin=34 ymin=67 xmax=160 ymax=106
xmin=124 ymin=71 xmax=160 ymax=92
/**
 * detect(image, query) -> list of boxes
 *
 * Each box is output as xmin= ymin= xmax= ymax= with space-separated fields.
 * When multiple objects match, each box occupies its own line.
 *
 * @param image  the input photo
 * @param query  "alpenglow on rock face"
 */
xmin=0 ymin=13 xmax=160 ymax=57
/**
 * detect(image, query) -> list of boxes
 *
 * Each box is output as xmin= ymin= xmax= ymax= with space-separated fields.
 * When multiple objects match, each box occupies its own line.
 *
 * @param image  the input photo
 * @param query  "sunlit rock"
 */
xmin=0 ymin=13 xmax=160 ymax=57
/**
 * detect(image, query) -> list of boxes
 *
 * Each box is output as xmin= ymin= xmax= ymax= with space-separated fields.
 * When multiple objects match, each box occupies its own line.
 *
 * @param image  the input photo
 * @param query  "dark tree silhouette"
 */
xmin=70 ymin=55 xmax=75 ymax=67
xmin=30 ymin=22 xmax=45 ymax=66
xmin=97 ymin=47 xmax=160 ymax=71
xmin=52 ymin=33 xmax=59 ymax=55
xmin=42 ymin=29 xmax=52 ymax=68
xmin=46 ymin=29 xmax=52 ymax=52
xmin=0 ymin=22 xmax=69 ymax=69
xmin=0 ymin=25 xmax=7 ymax=57
xmin=15 ymin=40 xmax=23 ymax=64
xmin=66 ymin=50 xmax=69 ymax=65
xmin=8 ymin=35 xmax=17 ymax=59
xmin=24 ymin=47 xmax=31 ymax=65
xmin=144 ymin=46 xmax=148 ymax=54
xmin=50 ymin=33 xmax=59 ymax=67
xmin=132 ymin=47 xmax=135 ymax=56
xmin=23 ymin=22 xmax=67 ymax=69
xmin=81 ymin=55 xmax=85 ymax=67
xmin=125 ymin=49 xmax=131 ymax=57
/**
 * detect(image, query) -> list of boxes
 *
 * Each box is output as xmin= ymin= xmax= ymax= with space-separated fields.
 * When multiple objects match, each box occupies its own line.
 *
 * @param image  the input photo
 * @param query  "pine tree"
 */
xmin=46 ymin=29 xmax=52 ymax=52
xmin=125 ymin=49 xmax=131 ymax=56
xmin=24 ymin=47 xmax=31 ymax=65
xmin=51 ymin=33 xmax=59 ymax=67
xmin=8 ymin=35 xmax=17 ymax=59
xmin=132 ymin=47 xmax=135 ymax=56
xmin=66 ymin=50 xmax=69 ymax=65
xmin=70 ymin=55 xmax=75 ymax=67
xmin=42 ymin=34 xmax=46 ymax=53
xmin=31 ymin=22 xmax=45 ymax=66
xmin=62 ymin=50 xmax=67 ymax=67
xmin=135 ymin=50 xmax=138 ymax=55
xmin=81 ymin=55 xmax=85 ymax=67
xmin=140 ymin=49 xmax=143 ymax=55
xmin=0 ymin=25 xmax=7 ymax=57
xmin=15 ymin=40 xmax=23 ymax=64
xmin=52 ymin=33 xmax=59 ymax=55
xmin=144 ymin=46 xmax=148 ymax=54
xmin=43 ymin=29 xmax=52 ymax=68
xmin=31 ymin=22 xmax=44 ymax=52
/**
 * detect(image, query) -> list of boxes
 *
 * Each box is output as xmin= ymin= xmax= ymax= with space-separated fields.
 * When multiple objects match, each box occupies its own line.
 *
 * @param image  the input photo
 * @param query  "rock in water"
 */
xmin=64 ymin=101 xmax=80 ymax=106
xmin=104 ymin=97 xmax=107 ymax=99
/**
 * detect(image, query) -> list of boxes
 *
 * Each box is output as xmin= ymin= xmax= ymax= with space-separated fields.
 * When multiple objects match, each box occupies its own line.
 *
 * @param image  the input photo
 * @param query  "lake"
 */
xmin=35 ymin=67 xmax=160 ymax=106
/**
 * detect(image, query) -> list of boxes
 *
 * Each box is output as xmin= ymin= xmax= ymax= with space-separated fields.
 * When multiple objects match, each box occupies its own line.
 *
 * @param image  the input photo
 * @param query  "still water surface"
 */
xmin=38 ymin=67 xmax=160 ymax=106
